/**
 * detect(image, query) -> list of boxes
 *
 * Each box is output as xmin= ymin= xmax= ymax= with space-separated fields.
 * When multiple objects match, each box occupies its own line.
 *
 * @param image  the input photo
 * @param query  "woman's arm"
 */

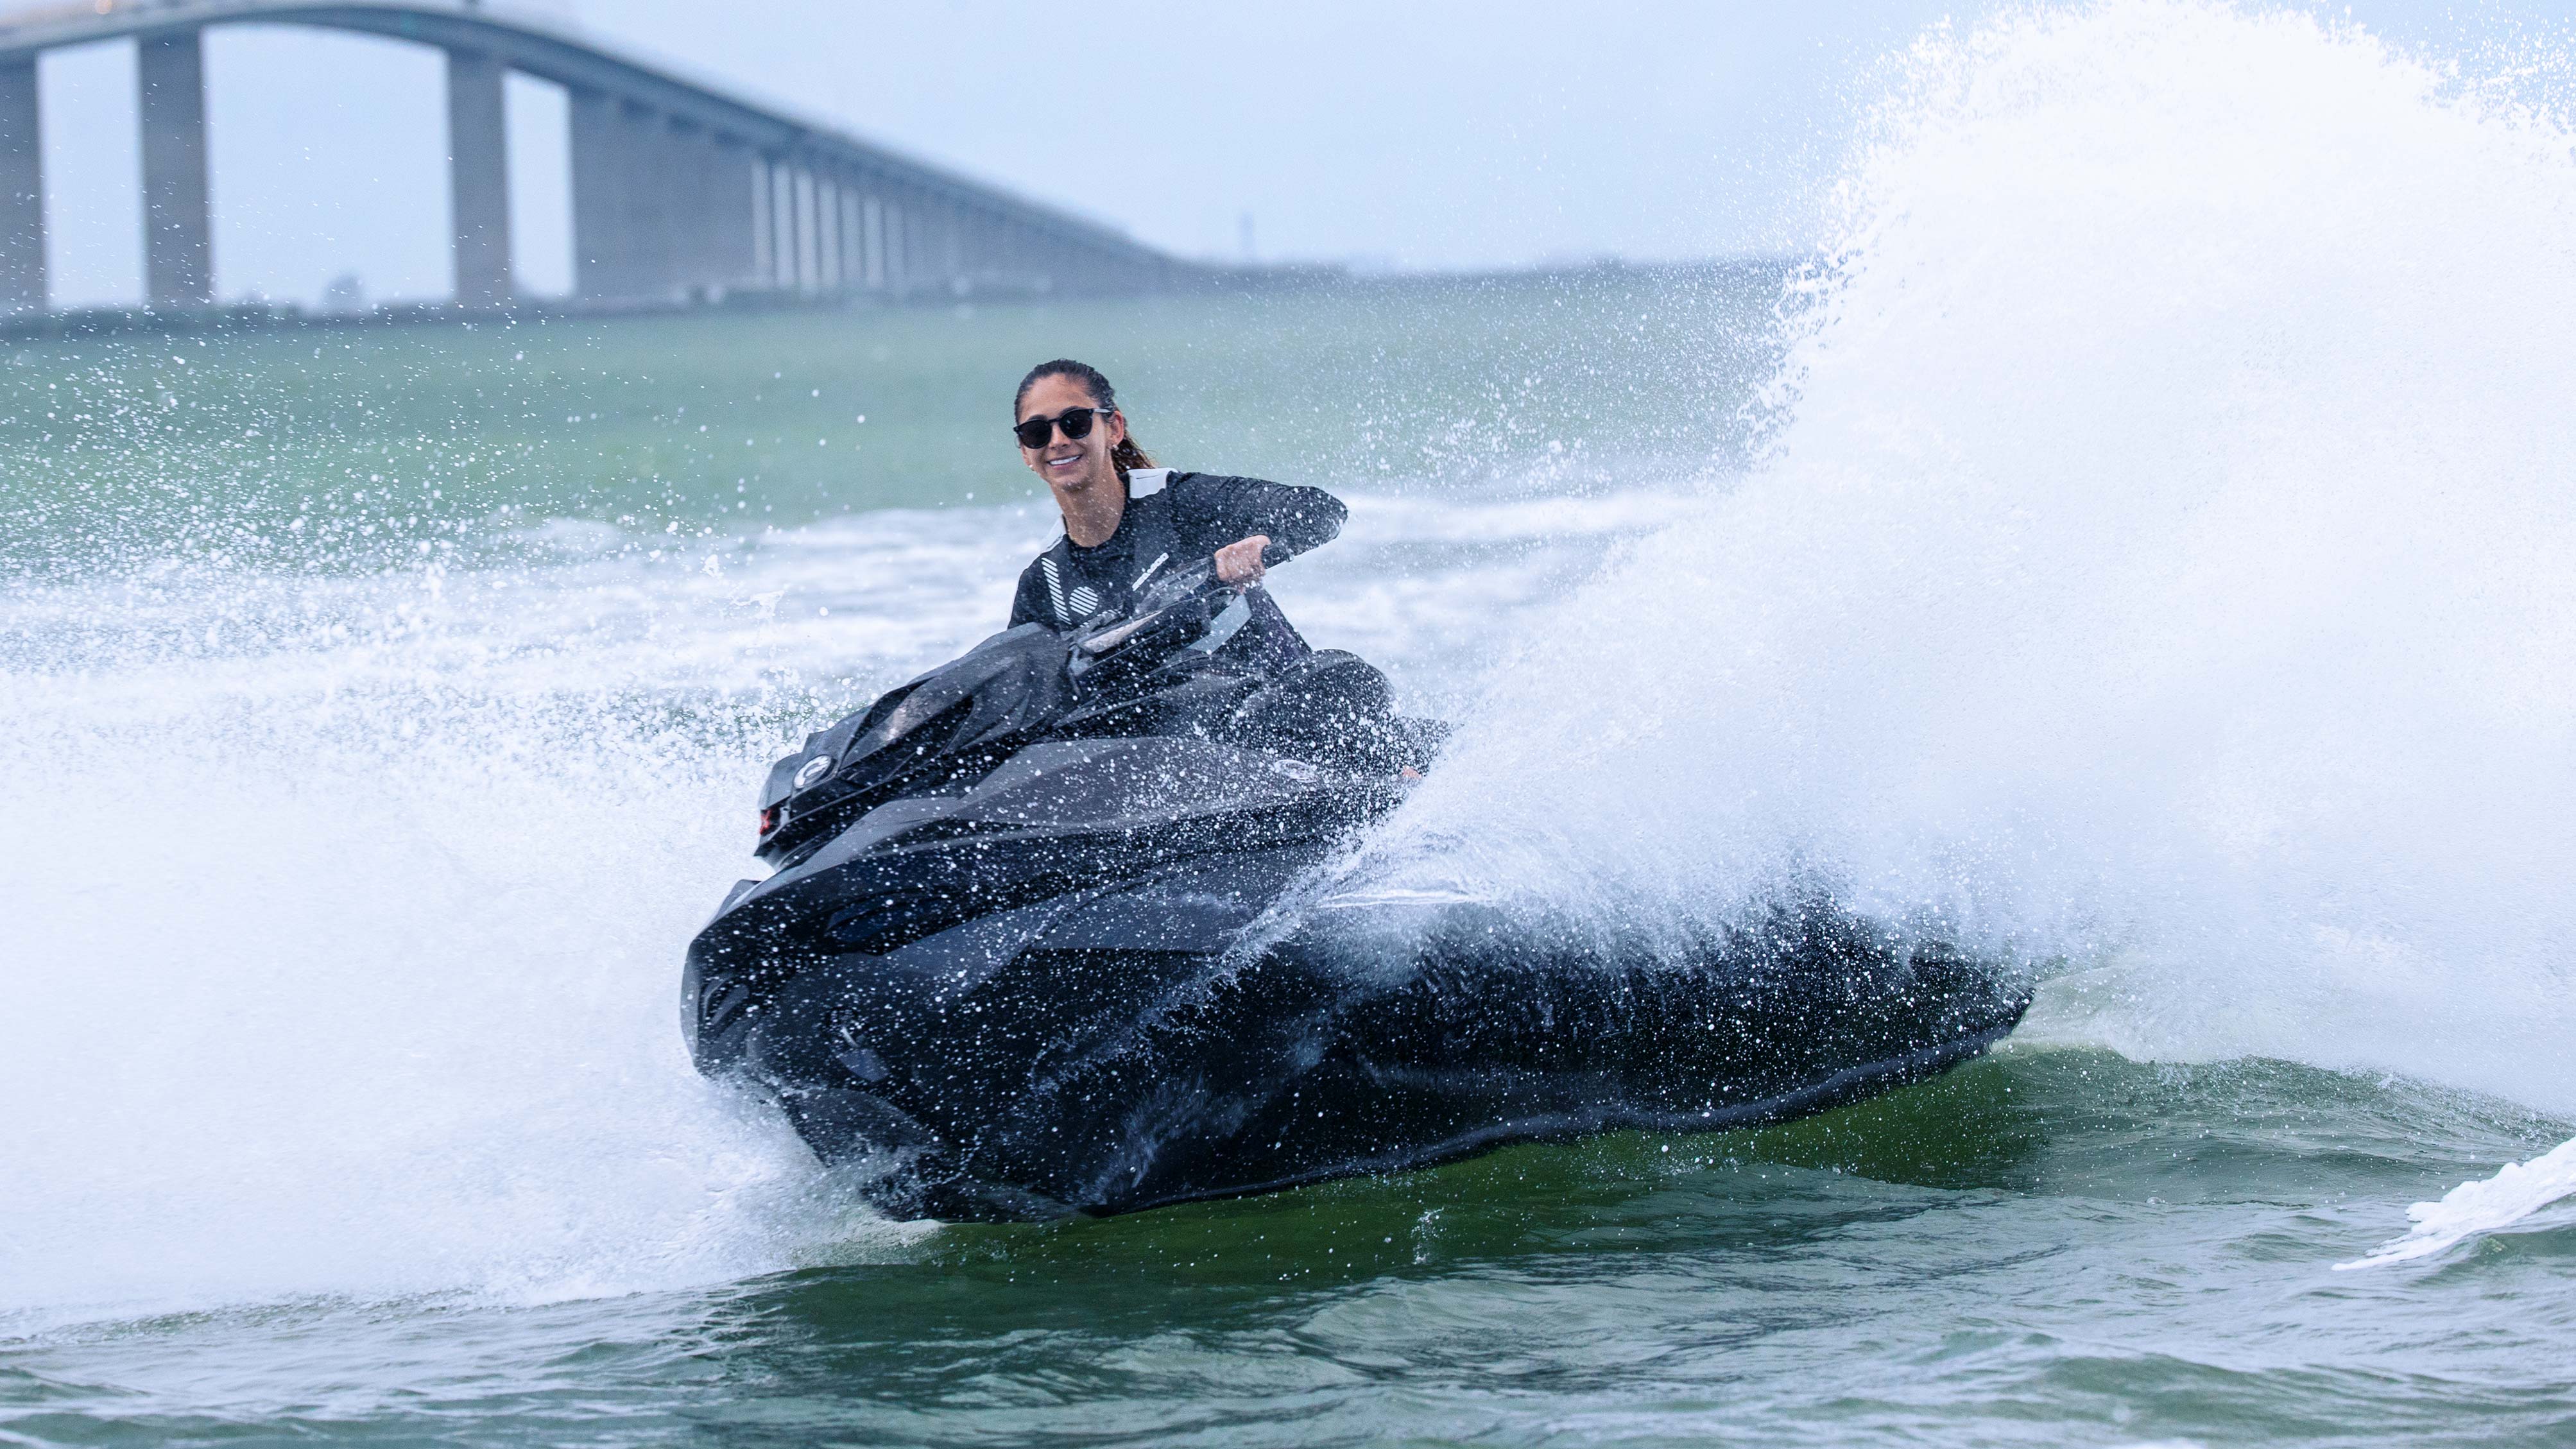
xmin=1007 ymin=560 xmax=1051 ymax=628
xmin=1174 ymin=473 xmax=1348 ymax=562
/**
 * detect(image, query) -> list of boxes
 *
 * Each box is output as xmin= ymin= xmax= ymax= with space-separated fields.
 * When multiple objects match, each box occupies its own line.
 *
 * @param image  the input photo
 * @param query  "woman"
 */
xmin=1006 ymin=359 xmax=1345 ymax=656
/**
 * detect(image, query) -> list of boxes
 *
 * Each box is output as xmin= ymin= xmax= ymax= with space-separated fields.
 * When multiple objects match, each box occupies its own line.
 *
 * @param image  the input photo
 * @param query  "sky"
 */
xmin=19 ymin=0 xmax=2576 ymax=308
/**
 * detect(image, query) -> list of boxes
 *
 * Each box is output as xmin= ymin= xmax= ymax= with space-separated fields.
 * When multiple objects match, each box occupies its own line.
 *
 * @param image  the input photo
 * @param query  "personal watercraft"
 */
xmin=683 ymin=562 xmax=2032 ymax=1221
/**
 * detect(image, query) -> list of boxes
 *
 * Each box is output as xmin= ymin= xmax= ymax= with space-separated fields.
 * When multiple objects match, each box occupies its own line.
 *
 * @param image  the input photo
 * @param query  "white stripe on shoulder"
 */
xmin=1126 ymin=468 xmax=1172 ymax=497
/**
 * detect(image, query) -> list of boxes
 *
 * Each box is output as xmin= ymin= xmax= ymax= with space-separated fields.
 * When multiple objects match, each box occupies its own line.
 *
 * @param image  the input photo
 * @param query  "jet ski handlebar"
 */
xmin=1068 ymin=550 xmax=1285 ymax=667
xmin=749 ymin=550 xmax=1296 ymax=862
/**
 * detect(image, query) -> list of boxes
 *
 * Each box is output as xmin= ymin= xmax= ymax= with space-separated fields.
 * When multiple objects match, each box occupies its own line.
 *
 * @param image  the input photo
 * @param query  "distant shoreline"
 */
xmin=0 ymin=254 xmax=1805 ymax=345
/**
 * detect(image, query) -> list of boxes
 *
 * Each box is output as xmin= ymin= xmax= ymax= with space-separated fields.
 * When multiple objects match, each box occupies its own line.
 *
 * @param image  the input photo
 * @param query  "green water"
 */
xmin=0 ymin=266 xmax=1776 ymax=576
xmin=7 ymin=1050 xmax=2570 ymax=1446
xmin=6 ymin=273 xmax=2575 ymax=1448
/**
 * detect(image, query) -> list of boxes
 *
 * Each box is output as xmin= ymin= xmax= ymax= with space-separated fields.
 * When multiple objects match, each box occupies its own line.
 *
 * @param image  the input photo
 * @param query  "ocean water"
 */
xmin=8 ymin=3 xmax=2576 ymax=1443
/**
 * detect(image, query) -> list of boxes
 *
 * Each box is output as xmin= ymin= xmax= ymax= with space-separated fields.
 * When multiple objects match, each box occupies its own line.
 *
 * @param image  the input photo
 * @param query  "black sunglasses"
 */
xmin=1013 ymin=405 xmax=1114 ymax=451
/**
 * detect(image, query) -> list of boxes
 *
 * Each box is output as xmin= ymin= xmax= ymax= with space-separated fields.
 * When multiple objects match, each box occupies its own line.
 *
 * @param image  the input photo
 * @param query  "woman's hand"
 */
xmin=1213 ymin=535 xmax=1272 ymax=585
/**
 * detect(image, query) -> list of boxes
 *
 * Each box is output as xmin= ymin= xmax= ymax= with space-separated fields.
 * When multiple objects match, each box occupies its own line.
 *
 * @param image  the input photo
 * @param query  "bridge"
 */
xmin=0 ymin=0 xmax=1185 ymax=314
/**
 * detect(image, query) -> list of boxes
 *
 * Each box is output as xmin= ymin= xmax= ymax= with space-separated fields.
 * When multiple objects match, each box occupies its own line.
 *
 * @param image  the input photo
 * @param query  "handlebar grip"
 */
xmin=1259 ymin=542 xmax=1292 ymax=569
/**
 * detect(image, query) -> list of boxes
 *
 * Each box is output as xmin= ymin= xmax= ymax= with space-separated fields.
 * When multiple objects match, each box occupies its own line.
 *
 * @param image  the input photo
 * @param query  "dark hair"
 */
xmin=1014 ymin=358 xmax=1156 ymax=476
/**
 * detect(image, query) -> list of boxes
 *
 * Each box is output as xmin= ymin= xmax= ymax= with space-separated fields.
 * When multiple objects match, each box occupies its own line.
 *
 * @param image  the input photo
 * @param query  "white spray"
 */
xmin=13 ymin=0 xmax=2576 ymax=1315
xmin=1373 ymin=0 xmax=2576 ymax=1114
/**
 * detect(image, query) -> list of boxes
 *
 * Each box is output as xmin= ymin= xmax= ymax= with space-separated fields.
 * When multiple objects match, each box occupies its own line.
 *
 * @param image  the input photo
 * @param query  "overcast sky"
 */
xmin=21 ymin=0 xmax=2576 ymax=307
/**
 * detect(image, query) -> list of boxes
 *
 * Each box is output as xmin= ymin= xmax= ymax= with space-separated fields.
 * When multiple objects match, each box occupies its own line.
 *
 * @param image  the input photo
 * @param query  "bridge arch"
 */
xmin=0 ymin=0 xmax=1181 ymax=313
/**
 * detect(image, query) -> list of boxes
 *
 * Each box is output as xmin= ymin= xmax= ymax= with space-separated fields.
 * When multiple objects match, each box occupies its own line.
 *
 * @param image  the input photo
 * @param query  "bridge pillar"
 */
xmin=822 ymin=172 xmax=845 ymax=289
xmin=857 ymin=184 xmax=879 ymax=292
xmin=951 ymin=203 xmax=977 ymax=291
xmin=913 ymin=196 xmax=938 ymax=294
xmin=671 ymin=123 xmax=708 ymax=295
xmin=810 ymin=171 xmax=831 ymax=291
xmin=932 ymin=200 xmax=961 ymax=294
xmin=878 ymin=189 xmax=900 ymax=294
xmin=570 ymin=88 xmax=646 ymax=300
xmin=771 ymin=159 xmax=794 ymax=290
xmin=836 ymin=181 xmax=861 ymax=292
xmin=855 ymin=192 xmax=877 ymax=291
xmin=1010 ymin=221 xmax=1042 ymax=293
xmin=781 ymin=164 xmax=802 ymax=291
xmin=987 ymin=216 xmax=1013 ymax=290
xmin=670 ymin=122 xmax=726 ymax=296
xmin=1026 ymin=225 xmax=1054 ymax=294
xmin=766 ymin=157 xmax=796 ymax=289
xmin=907 ymin=194 xmax=930 ymax=294
xmin=568 ymin=89 xmax=610 ymax=296
xmin=0 ymin=56 xmax=43 ymax=314
xmin=755 ymin=157 xmax=774 ymax=287
xmin=816 ymin=175 xmax=840 ymax=291
xmin=445 ymin=47 xmax=511 ymax=307
xmin=748 ymin=157 xmax=769 ymax=289
xmin=708 ymin=137 xmax=758 ymax=291
xmin=620 ymin=105 xmax=677 ymax=299
xmin=572 ymin=90 xmax=687 ymax=302
xmin=793 ymin=167 xmax=814 ymax=292
xmin=917 ymin=198 xmax=938 ymax=293
xmin=888 ymin=190 xmax=913 ymax=296
xmin=876 ymin=193 xmax=893 ymax=293
xmin=138 ymin=30 xmax=212 ymax=309
xmin=941 ymin=201 xmax=965 ymax=292
xmin=982 ymin=213 xmax=1005 ymax=287
xmin=858 ymin=185 xmax=880 ymax=291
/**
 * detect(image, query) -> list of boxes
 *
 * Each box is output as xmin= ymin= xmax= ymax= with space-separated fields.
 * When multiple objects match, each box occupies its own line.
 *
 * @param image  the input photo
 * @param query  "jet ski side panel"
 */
xmin=1004 ymin=903 xmax=2029 ymax=1217
xmin=713 ymin=881 xmax=2032 ymax=1221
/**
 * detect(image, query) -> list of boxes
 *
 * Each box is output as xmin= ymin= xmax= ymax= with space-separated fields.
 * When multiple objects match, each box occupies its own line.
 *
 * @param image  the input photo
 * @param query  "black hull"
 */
xmin=688 ymin=851 xmax=2033 ymax=1221
xmin=685 ymin=594 xmax=2031 ymax=1222
xmin=785 ymin=1009 xmax=2016 ymax=1222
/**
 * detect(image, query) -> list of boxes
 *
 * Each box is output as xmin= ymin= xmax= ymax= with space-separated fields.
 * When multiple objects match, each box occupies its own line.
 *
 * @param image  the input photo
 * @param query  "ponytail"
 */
xmin=1110 ymin=435 xmax=1155 ymax=474
xmin=1014 ymin=358 xmax=1158 ymax=479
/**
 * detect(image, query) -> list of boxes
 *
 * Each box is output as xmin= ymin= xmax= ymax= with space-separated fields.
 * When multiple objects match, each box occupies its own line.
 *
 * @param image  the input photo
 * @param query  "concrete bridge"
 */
xmin=0 ymin=0 xmax=1183 ymax=314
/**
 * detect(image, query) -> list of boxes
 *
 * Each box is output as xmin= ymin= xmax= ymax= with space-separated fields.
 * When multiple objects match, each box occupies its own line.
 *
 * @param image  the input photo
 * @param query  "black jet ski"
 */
xmin=683 ymin=562 xmax=2032 ymax=1221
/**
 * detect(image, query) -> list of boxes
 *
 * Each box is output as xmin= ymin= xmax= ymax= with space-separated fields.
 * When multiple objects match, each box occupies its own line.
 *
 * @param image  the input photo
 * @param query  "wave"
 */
xmin=13 ymin=0 xmax=2576 ymax=1322
xmin=1366 ymin=0 xmax=2576 ymax=1113
xmin=0 ymin=486 xmax=1661 ymax=1320
xmin=2338 ymin=1136 xmax=2576 ymax=1269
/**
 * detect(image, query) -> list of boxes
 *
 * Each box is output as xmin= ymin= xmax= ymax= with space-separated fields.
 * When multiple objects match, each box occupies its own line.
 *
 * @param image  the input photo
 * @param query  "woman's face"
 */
xmin=1017 ymin=373 xmax=1128 ymax=498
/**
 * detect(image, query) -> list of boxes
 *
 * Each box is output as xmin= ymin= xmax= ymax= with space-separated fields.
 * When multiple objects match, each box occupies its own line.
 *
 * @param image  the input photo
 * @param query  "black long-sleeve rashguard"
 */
xmin=1007 ymin=470 xmax=1346 ymax=630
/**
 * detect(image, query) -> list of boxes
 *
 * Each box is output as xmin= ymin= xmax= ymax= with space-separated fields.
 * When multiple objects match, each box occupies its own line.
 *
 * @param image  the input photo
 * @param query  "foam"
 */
xmin=0 ymin=488 xmax=1613 ymax=1322
xmin=0 ymin=512 xmax=1042 ymax=1321
xmin=18 ymin=0 xmax=2576 ymax=1323
xmin=1354 ymin=0 xmax=2576 ymax=1111
xmin=2336 ymin=1136 xmax=2576 ymax=1269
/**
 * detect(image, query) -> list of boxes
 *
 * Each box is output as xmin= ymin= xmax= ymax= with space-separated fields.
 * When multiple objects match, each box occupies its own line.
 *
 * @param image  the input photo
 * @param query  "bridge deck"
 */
xmin=0 ymin=0 xmax=1179 ymax=311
